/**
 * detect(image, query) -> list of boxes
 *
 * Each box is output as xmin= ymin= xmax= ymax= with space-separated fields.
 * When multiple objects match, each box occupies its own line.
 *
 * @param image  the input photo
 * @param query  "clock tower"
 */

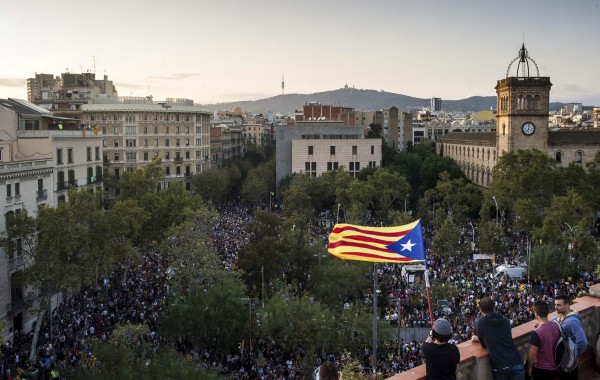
xmin=496 ymin=44 xmax=552 ymax=157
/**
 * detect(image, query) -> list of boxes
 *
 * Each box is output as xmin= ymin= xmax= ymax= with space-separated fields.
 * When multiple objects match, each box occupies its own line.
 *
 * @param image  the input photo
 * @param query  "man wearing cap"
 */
xmin=472 ymin=296 xmax=525 ymax=380
xmin=422 ymin=318 xmax=460 ymax=380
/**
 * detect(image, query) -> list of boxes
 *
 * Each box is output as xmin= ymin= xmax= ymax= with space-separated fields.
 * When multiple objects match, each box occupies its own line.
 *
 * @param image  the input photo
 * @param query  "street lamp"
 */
xmin=336 ymin=203 xmax=341 ymax=225
xmin=269 ymin=192 xmax=273 ymax=212
xmin=492 ymin=196 xmax=499 ymax=225
xmin=564 ymin=222 xmax=574 ymax=262
xmin=404 ymin=194 xmax=409 ymax=213
xmin=469 ymin=221 xmax=476 ymax=255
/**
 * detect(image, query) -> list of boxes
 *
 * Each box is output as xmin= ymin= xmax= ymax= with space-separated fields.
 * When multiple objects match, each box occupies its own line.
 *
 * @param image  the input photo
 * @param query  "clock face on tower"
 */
xmin=521 ymin=122 xmax=535 ymax=136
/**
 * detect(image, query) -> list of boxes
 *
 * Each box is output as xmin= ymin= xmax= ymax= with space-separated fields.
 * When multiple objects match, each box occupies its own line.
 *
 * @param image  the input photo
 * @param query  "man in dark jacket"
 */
xmin=422 ymin=318 xmax=460 ymax=380
xmin=471 ymin=296 xmax=525 ymax=380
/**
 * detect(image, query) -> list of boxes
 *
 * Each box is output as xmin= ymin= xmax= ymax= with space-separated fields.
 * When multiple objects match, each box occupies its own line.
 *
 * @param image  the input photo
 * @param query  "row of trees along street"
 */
xmin=1 ymin=140 xmax=599 ymax=379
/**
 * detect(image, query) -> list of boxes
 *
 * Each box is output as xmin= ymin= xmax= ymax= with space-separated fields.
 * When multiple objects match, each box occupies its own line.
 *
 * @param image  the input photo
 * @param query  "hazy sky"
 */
xmin=1 ymin=0 xmax=599 ymax=106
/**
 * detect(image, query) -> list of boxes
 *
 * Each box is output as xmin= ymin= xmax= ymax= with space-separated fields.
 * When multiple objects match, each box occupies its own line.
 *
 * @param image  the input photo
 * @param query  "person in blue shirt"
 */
xmin=553 ymin=293 xmax=588 ymax=380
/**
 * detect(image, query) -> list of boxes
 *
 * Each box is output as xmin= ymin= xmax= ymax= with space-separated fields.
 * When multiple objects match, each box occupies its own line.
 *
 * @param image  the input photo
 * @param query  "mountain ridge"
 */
xmin=198 ymin=87 xmax=567 ymax=115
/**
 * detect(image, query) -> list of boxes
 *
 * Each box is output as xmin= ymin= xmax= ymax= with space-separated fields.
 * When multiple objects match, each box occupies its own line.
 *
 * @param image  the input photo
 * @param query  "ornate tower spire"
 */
xmin=505 ymin=43 xmax=540 ymax=77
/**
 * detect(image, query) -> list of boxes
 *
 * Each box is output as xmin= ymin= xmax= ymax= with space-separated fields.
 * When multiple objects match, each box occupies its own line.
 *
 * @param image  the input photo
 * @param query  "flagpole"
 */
xmin=424 ymin=266 xmax=434 ymax=328
xmin=372 ymin=262 xmax=378 ymax=375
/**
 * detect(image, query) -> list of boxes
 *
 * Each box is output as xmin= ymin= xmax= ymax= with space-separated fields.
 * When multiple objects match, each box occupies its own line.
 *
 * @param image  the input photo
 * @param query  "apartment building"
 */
xmin=82 ymin=103 xmax=212 ymax=191
xmin=1 ymin=98 xmax=99 ymax=338
xmin=276 ymin=124 xmax=381 ymax=192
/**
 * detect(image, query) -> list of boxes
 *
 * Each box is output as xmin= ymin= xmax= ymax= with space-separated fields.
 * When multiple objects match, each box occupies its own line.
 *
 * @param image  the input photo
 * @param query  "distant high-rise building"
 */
xmin=430 ymin=97 xmax=442 ymax=111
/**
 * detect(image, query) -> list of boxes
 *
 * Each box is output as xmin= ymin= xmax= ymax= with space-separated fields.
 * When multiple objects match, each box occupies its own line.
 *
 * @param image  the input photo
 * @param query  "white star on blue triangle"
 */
xmin=386 ymin=221 xmax=426 ymax=261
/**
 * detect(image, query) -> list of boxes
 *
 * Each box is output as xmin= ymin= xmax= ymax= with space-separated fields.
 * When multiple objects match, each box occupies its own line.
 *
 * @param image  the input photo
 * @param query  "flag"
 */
xmin=328 ymin=220 xmax=426 ymax=263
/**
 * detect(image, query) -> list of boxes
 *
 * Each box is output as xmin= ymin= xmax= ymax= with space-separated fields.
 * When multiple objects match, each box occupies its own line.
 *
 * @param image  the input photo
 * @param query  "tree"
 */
xmin=419 ymin=155 xmax=465 ymax=193
xmin=529 ymin=244 xmax=575 ymax=281
xmin=2 ymin=189 xmax=113 ymax=360
xmin=118 ymin=158 xmax=164 ymax=200
xmin=367 ymin=168 xmax=411 ymax=225
xmin=488 ymin=149 xmax=564 ymax=220
xmin=237 ymin=211 xmax=286 ymax=297
xmin=336 ymin=179 xmax=374 ymax=224
xmin=309 ymin=259 xmax=370 ymax=311
xmin=160 ymin=273 xmax=248 ymax=353
xmin=431 ymin=218 xmax=465 ymax=259
xmin=476 ymin=220 xmax=508 ymax=258
xmin=191 ymin=167 xmax=230 ymax=203
xmin=240 ymin=161 xmax=275 ymax=205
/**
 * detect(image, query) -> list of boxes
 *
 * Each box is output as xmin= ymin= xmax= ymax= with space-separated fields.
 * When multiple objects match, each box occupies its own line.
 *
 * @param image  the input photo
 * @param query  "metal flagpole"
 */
xmin=372 ymin=262 xmax=378 ymax=374
xmin=424 ymin=265 xmax=434 ymax=327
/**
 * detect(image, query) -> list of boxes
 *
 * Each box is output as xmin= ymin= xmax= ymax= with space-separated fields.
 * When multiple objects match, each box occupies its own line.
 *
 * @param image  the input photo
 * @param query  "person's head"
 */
xmin=554 ymin=293 xmax=572 ymax=315
xmin=533 ymin=299 xmax=549 ymax=319
xmin=479 ymin=296 xmax=495 ymax=314
xmin=432 ymin=318 xmax=453 ymax=343
xmin=319 ymin=361 xmax=338 ymax=380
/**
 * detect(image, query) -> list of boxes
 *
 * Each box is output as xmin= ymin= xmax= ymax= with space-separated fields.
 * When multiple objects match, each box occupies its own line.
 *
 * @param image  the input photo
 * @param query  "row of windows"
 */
xmin=113 ymin=165 xmax=192 ymax=178
xmin=101 ymin=125 xmax=201 ymax=135
xmin=105 ymin=138 xmax=195 ymax=148
xmin=57 ymin=147 xmax=101 ymax=165
xmin=555 ymin=150 xmax=600 ymax=164
xmin=107 ymin=150 xmax=208 ymax=162
xmin=89 ymin=113 xmax=209 ymax=123
xmin=6 ymin=179 xmax=46 ymax=199
xmin=448 ymin=145 xmax=496 ymax=162
xmin=300 ymin=134 xmax=363 ymax=140
xmin=308 ymin=145 xmax=375 ymax=155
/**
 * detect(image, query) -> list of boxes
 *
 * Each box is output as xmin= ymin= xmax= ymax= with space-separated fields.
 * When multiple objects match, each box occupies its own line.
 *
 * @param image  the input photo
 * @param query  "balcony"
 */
xmin=175 ymin=157 xmax=183 ymax=163
xmin=57 ymin=181 xmax=68 ymax=191
xmin=36 ymin=189 xmax=48 ymax=201
xmin=68 ymin=180 xmax=78 ymax=188
xmin=388 ymin=291 xmax=600 ymax=380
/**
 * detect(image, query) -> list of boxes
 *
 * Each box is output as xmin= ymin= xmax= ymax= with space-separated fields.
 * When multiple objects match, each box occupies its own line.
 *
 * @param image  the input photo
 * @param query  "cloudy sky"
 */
xmin=1 ymin=0 xmax=599 ymax=106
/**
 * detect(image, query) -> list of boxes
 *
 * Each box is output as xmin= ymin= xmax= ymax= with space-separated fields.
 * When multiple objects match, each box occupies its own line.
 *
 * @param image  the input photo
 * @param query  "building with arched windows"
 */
xmin=437 ymin=44 xmax=600 ymax=187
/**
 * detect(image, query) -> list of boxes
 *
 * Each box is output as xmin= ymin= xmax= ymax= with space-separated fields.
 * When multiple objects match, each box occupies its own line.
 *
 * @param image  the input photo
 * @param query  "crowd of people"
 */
xmin=1 ymin=202 xmax=598 ymax=379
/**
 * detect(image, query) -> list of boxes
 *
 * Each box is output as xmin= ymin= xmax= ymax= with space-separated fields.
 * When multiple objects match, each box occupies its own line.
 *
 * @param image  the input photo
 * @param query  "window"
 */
xmin=327 ymin=162 xmax=339 ymax=171
xmin=6 ymin=184 xmax=11 ymax=198
xmin=371 ymin=145 xmax=374 ymax=154
xmin=330 ymin=146 xmax=336 ymax=155
xmin=555 ymin=152 xmax=562 ymax=163
xmin=576 ymin=151 xmax=583 ymax=163
xmin=165 ymin=166 xmax=171 ymax=175
xmin=67 ymin=148 xmax=73 ymax=163
xmin=114 ymin=139 xmax=119 ymax=148
xmin=185 ymin=127 xmax=190 ymax=134
xmin=126 ymin=139 xmax=136 ymax=147
xmin=308 ymin=146 xmax=314 ymax=155
xmin=176 ymin=139 xmax=180 ymax=147
xmin=144 ymin=126 xmax=148 ymax=134
xmin=352 ymin=146 xmax=357 ymax=155
xmin=114 ymin=168 xmax=120 ymax=178
xmin=56 ymin=148 xmax=63 ymax=165
xmin=114 ymin=126 xmax=119 ymax=135
xmin=185 ymin=139 xmax=190 ymax=146
xmin=114 ymin=153 xmax=119 ymax=161
xmin=95 ymin=146 xmax=100 ymax=161
xmin=87 ymin=147 xmax=92 ymax=162
xmin=196 ymin=138 xmax=201 ymax=146
xmin=185 ymin=151 xmax=190 ymax=159
xmin=165 ymin=152 xmax=170 ymax=160
xmin=176 ymin=127 xmax=180 ymax=134
xmin=14 ymin=183 xmax=20 ymax=196
xmin=176 ymin=166 xmax=181 ymax=175
xmin=154 ymin=139 xmax=159 ymax=147
xmin=144 ymin=139 xmax=148 ymax=147
xmin=305 ymin=162 xmax=310 ymax=171
xmin=165 ymin=139 xmax=170 ymax=147
xmin=154 ymin=126 xmax=158 ymax=134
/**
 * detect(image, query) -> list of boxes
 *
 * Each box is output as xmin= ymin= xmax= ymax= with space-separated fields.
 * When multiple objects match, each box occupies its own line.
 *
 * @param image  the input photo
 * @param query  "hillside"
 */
xmin=199 ymin=87 xmax=568 ymax=115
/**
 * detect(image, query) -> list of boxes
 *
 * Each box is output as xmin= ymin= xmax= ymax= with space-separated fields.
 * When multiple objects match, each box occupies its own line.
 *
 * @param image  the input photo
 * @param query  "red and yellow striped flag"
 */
xmin=328 ymin=220 xmax=425 ymax=263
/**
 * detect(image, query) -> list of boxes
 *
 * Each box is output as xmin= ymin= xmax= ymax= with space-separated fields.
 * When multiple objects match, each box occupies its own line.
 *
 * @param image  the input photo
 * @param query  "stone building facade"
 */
xmin=437 ymin=44 xmax=600 ymax=187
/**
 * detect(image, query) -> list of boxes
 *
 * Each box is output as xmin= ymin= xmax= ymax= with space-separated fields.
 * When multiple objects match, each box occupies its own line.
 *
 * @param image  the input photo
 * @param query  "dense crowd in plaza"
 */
xmin=1 ymin=202 xmax=598 ymax=379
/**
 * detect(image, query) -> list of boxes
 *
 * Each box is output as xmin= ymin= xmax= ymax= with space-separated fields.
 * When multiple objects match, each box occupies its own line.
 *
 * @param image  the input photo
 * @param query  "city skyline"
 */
xmin=1 ymin=0 xmax=599 ymax=106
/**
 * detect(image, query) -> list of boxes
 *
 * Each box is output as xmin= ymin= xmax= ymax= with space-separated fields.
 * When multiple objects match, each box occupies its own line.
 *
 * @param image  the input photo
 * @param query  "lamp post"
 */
xmin=269 ymin=192 xmax=273 ymax=212
xmin=404 ymin=194 xmax=408 ymax=213
xmin=307 ymin=196 xmax=311 ymax=226
xmin=337 ymin=203 xmax=341 ymax=225
xmin=492 ymin=196 xmax=499 ymax=225
xmin=525 ymin=234 xmax=531 ymax=285
xmin=469 ymin=221 xmax=476 ymax=256
xmin=564 ymin=222 xmax=574 ymax=262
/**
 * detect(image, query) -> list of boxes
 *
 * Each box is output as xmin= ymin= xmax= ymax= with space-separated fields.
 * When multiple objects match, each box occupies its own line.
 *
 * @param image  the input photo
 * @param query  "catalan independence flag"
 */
xmin=328 ymin=220 xmax=425 ymax=263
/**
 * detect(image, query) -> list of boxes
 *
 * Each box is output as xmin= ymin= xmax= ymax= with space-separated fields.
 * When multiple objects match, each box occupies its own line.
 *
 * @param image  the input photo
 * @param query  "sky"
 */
xmin=1 ymin=0 xmax=600 ymax=106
